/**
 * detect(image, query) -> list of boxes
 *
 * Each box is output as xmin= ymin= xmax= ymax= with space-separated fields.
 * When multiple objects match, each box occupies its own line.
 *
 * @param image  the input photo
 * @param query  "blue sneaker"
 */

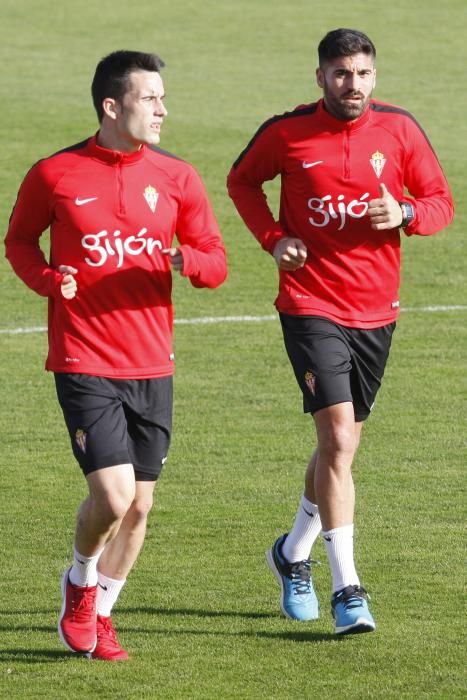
xmin=331 ymin=585 xmax=376 ymax=635
xmin=266 ymin=533 xmax=319 ymax=621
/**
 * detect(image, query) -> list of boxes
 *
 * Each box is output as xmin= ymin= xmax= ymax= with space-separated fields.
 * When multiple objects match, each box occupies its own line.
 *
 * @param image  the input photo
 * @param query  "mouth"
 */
xmin=342 ymin=93 xmax=364 ymax=101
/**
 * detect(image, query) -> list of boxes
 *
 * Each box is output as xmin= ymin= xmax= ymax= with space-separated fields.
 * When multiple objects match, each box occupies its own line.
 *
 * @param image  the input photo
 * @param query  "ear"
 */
xmin=102 ymin=97 xmax=120 ymax=121
xmin=373 ymin=68 xmax=377 ymax=90
xmin=316 ymin=67 xmax=324 ymax=89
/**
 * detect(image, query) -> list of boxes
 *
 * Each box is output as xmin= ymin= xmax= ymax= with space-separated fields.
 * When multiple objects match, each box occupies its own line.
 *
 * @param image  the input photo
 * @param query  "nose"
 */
xmin=155 ymin=97 xmax=167 ymax=117
xmin=347 ymin=71 xmax=361 ymax=91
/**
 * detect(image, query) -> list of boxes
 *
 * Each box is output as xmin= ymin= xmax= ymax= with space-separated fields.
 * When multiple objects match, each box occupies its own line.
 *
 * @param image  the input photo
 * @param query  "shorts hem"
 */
xmin=133 ymin=470 xmax=161 ymax=482
xmin=80 ymin=451 xmax=131 ymax=476
xmin=304 ymin=401 xmax=371 ymax=422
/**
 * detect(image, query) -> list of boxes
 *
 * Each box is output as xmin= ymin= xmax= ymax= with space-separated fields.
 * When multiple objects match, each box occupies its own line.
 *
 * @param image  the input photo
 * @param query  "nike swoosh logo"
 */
xmin=302 ymin=507 xmax=315 ymax=518
xmin=323 ymin=536 xmax=332 ymax=542
xmin=75 ymin=197 xmax=98 ymax=206
xmin=97 ymin=582 xmax=108 ymax=591
xmin=302 ymin=160 xmax=323 ymax=169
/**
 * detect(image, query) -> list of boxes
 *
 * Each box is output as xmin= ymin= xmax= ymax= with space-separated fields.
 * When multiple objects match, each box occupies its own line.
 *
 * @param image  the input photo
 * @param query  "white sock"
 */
xmin=68 ymin=547 xmax=103 ymax=587
xmin=282 ymin=495 xmax=322 ymax=562
xmin=322 ymin=524 xmax=360 ymax=593
xmin=96 ymin=572 xmax=126 ymax=618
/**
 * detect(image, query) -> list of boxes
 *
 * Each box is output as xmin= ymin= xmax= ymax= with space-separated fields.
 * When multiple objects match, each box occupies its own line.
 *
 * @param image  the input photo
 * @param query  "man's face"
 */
xmin=316 ymin=53 xmax=376 ymax=121
xmin=114 ymin=70 xmax=167 ymax=149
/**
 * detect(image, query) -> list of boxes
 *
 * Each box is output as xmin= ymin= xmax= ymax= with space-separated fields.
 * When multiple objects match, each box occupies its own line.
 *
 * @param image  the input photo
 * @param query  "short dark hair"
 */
xmin=318 ymin=29 xmax=376 ymax=66
xmin=91 ymin=50 xmax=165 ymax=122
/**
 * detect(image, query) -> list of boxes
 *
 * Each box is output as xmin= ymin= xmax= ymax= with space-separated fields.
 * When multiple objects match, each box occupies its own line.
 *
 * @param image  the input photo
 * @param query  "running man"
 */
xmin=6 ymin=50 xmax=227 ymax=659
xmin=227 ymin=28 xmax=453 ymax=634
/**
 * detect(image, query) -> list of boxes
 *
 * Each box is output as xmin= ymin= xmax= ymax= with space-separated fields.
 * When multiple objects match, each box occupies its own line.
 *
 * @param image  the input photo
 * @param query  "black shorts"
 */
xmin=54 ymin=373 xmax=173 ymax=481
xmin=279 ymin=314 xmax=395 ymax=422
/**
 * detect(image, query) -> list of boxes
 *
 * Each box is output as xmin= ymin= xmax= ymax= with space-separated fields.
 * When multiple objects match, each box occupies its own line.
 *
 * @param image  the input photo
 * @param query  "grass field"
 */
xmin=0 ymin=1 xmax=466 ymax=698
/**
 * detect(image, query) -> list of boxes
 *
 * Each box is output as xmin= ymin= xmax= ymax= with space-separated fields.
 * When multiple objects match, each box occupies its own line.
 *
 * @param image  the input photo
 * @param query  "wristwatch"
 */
xmin=399 ymin=201 xmax=415 ymax=228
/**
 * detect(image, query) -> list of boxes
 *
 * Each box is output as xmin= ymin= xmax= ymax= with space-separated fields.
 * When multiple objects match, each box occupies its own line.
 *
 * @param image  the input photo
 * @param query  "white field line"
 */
xmin=0 ymin=305 xmax=466 ymax=335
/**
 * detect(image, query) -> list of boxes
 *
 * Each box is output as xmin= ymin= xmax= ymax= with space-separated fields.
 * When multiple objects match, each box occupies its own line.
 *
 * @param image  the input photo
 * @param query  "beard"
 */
xmin=323 ymin=85 xmax=372 ymax=121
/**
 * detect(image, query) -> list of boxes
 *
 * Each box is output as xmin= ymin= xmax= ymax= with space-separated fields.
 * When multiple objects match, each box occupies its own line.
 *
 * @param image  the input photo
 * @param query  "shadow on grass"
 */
xmin=0 ymin=628 xmax=336 ymax=664
xmin=0 ymin=606 xmax=338 ymax=662
xmin=130 ymin=627 xmax=336 ymax=643
xmin=0 ymin=648 xmax=79 ymax=663
xmin=0 ymin=606 xmax=280 ymax=625
xmin=120 ymin=606 xmax=275 ymax=620
xmin=120 ymin=607 xmax=337 ymax=641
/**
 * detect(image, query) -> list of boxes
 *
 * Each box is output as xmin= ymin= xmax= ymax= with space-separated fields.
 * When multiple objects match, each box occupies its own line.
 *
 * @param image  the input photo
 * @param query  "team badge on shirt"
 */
xmin=304 ymin=370 xmax=316 ymax=396
xmin=370 ymin=150 xmax=386 ymax=179
xmin=370 ymin=151 xmax=386 ymax=178
xmin=144 ymin=185 xmax=159 ymax=213
xmin=75 ymin=428 xmax=87 ymax=453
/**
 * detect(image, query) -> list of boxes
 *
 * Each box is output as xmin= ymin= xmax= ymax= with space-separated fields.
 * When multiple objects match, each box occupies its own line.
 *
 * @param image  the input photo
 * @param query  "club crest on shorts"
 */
xmin=370 ymin=150 xmax=386 ymax=178
xmin=304 ymin=370 xmax=316 ymax=396
xmin=143 ymin=185 xmax=159 ymax=213
xmin=75 ymin=428 xmax=87 ymax=453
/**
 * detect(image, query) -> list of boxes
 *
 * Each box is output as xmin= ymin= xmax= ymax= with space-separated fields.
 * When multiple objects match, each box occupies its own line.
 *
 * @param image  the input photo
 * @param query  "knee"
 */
xmin=128 ymin=491 xmax=154 ymax=523
xmin=319 ymin=424 xmax=357 ymax=461
xmin=91 ymin=485 xmax=136 ymax=524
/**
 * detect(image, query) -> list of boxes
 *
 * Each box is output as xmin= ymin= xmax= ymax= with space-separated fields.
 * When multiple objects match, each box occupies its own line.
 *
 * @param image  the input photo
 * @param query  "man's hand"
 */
xmin=368 ymin=183 xmax=403 ymax=230
xmin=273 ymin=237 xmax=307 ymax=271
xmin=162 ymin=248 xmax=184 ymax=273
xmin=58 ymin=265 xmax=78 ymax=299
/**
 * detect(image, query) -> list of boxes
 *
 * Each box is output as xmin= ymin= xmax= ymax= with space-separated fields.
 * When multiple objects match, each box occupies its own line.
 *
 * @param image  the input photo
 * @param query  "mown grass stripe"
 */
xmin=1 ymin=304 xmax=466 ymax=335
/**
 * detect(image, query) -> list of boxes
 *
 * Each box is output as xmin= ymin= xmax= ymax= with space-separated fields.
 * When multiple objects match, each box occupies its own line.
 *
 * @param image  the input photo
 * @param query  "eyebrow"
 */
xmin=334 ymin=67 xmax=373 ymax=74
xmin=141 ymin=93 xmax=166 ymax=99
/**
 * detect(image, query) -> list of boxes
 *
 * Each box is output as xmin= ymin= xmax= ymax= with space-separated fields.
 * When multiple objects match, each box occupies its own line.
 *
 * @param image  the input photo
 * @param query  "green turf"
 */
xmin=0 ymin=1 xmax=466 ymax=698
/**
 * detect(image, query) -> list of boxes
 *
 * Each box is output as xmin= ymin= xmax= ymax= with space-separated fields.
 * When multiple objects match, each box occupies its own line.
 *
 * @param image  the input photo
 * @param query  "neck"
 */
xmin=96 ymin=123 xmax=142 ymax=153
xmin=322 ymin=98 xmax=369 ymax=123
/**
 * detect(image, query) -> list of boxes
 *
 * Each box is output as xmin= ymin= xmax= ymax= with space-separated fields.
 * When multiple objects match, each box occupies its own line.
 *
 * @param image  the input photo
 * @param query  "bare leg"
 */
xmin=91 ymin=480 xmax=156 ymax=661
xmin=74 ymin=464 xmax=137 ymax=557
xmin=312 ymin=403 xmax=363 ymax=531
xmin=304 ymin=448 xmax=319 ymax=504
xmin=282 ymin=411 xmax=362 ymax=561
xmin=59 ymin=463 xmax=137 ymax=653
xmin=98 ymin=480 xmax=156 ymax=580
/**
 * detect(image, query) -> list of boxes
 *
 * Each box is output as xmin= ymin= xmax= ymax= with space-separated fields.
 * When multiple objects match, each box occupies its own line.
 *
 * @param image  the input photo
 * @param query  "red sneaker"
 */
xmin=88 ymin=615 xmax=129 ymax=661
xmin=58 ymin=569 xmax=97 ymax=653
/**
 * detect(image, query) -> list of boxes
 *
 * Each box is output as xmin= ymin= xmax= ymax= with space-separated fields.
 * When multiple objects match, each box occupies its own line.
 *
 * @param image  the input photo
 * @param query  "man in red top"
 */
xmin=227 ymin=28 xmax=453 ymax=634
xmin=5 ymin=50 xmax=227 ymax=660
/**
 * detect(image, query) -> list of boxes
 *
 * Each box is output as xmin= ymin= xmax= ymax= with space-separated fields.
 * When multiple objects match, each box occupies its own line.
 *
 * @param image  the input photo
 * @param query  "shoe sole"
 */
xmin=335 ymin=619 xmax=376 ymax=635
xmin=265 ymin=547 xmax=319 ymax=621
xmin=85 ymin=652 xmax=129 ymax=662
xmin=58 ymin=570 xmax=97 ymax=653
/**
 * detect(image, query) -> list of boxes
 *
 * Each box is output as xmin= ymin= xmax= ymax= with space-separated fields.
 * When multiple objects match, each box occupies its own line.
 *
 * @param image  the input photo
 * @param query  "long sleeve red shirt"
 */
xmin=5 ymin=135 xmax=227 ymax=377
xmin=227 ymin=98 xmax=453 ymax=328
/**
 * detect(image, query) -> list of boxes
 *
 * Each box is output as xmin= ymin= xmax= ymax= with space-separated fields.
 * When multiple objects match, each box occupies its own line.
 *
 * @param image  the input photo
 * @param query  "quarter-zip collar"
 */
xmin=316 ymin=98 xmax=372 ymax=133
xmin=86 ymin=133 xmax=147 ymax=165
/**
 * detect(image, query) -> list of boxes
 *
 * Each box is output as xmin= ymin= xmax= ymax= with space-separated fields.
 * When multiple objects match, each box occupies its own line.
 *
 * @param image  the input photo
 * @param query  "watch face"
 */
xmin=401 ymin=202 xmax=414 ymax=226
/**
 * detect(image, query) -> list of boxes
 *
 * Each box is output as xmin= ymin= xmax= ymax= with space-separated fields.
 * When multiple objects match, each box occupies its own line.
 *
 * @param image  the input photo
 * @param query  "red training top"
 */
xmin=5 ymin=135 xmax=227 ymax=378
xmin=227 ymin=99 xmax=453 ymax=328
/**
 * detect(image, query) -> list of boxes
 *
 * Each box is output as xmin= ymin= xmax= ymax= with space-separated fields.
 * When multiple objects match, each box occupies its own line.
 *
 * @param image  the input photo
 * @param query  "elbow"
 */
xmin=212 ymin=264 xmax=228 ymax=288
xmin=193 ymin=262 xmax=228 ymax=289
